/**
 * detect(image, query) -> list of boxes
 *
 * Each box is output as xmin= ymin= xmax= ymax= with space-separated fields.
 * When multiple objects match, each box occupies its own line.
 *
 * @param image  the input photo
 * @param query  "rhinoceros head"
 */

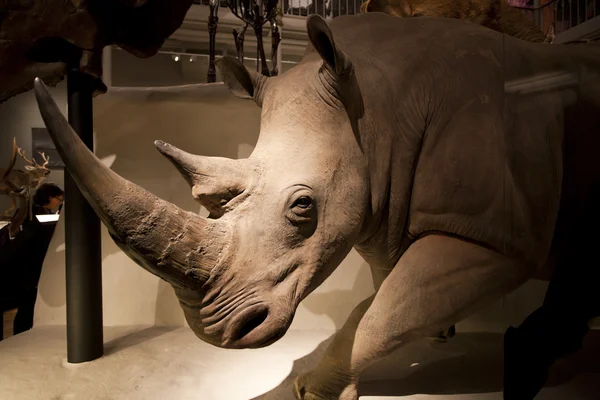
xmin=34 ymin=15 xmax=369 ymax=349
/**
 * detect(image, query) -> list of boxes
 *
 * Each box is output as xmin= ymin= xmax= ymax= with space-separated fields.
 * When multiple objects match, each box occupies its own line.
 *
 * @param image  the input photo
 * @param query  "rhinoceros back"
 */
xmin=318 ymin=14 xmax=600 ymax=267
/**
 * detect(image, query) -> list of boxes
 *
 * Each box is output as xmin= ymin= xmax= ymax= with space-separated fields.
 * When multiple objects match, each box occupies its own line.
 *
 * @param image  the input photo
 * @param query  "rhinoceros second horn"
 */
xmin=33 ymin=78 xmax=226 ymax=290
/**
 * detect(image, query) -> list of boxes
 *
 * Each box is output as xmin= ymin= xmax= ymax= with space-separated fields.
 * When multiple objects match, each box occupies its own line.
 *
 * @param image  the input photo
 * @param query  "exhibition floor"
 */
xmin=0 ymin=325 xmax=598 ymax=400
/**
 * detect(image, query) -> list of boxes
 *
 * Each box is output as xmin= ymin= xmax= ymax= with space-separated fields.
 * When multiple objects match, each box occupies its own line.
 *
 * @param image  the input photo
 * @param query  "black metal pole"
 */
xmin=65 ymin=68 xmax=104 ymax=363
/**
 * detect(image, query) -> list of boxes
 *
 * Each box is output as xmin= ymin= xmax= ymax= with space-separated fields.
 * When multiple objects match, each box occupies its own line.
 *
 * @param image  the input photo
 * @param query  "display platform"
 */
xmin=0 ymin=326 xmax=599 ymax=400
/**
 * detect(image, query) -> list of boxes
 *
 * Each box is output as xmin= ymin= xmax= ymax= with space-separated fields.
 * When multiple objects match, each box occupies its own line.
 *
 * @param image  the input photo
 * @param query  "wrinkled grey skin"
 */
xmin=35 ymin=13 xmax=600 ymax=400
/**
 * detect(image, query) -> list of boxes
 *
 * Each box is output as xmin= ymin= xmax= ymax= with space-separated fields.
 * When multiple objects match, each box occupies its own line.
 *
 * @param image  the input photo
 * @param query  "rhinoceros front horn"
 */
xmin=33 ymin=78 xmax=227 ymax=290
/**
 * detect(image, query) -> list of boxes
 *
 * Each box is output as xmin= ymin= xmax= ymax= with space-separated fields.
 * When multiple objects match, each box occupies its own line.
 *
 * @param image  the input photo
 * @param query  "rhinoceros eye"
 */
xmin=287 ymin=191 xmax=317 ymax=234
xmin=293 ymin=196 xmax=312 ymax=209
xmin=288 ymin=194 xmax=314 ymax=223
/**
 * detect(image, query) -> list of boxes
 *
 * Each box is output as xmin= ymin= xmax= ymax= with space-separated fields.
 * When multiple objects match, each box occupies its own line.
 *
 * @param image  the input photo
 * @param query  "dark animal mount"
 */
xmin=0 ymin=0 xmax=195 ymax=103
xmin=206 ymin=0 xmax=282 ymax=82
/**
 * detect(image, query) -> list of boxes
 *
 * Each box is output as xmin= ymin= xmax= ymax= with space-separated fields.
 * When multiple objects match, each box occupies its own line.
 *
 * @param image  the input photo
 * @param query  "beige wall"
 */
xmin=18 ymin=82 xmax=554 ymax=333
xmin=110 ymin=48 xmax=298 ymax=87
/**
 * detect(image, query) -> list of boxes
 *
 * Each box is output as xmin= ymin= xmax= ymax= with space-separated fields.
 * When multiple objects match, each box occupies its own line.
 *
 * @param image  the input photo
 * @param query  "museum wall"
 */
xmin=111 ymin=48 xmax=297 ymax=87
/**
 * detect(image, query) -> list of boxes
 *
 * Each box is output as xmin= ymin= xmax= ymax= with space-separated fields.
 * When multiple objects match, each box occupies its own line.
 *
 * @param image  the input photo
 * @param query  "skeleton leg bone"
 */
xmin=295 ymin=233 xmax=532 ymax=400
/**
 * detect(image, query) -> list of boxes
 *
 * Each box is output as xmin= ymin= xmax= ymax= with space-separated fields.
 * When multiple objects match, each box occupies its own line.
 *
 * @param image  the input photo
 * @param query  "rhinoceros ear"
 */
xmin=306 ymin=15 xmax=352 ymax=77
xmin=216 ymin=56 xmax=266 ymax=106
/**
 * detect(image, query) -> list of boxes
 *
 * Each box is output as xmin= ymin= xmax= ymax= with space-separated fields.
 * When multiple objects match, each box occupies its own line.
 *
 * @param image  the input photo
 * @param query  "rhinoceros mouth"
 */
xmin=223 ymin=304 xmax=269 ymax=343
xmin=222 ymin=303 xmax=290 ymax=349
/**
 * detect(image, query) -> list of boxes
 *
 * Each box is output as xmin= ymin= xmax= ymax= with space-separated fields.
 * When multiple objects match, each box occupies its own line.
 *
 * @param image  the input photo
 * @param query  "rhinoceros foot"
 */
xmin=429 ymin=324 xmax=457 ymax=343
xmin=294 ymin=370 xmax=358 ymax=400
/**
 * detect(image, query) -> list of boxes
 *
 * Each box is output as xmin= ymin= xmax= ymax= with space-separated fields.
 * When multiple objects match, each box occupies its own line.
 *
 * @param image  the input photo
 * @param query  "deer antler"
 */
xmin=17 ymin=147 xmax=50 ymax=168
xmin=38 ymin=151 xmax=50 ymax=167
xmin=17 ymin=147 xmax=36 ymax=166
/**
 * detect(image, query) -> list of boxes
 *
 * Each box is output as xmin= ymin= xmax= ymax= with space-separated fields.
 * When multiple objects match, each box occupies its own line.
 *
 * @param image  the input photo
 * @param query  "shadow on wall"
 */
xmin=34 ymin=154 xmax=115 ymax=316
xmin=293 ymin=250 xmax=374 ymax=330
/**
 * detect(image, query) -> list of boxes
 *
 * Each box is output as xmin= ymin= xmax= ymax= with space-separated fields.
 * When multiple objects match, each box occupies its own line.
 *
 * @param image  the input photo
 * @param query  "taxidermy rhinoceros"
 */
xmin=34 ymin=12 xmax=600 ymax=400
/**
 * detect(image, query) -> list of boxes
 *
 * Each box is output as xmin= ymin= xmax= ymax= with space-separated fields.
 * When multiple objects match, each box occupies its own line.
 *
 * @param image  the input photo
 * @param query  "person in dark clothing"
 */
xmin=0 ymin=183 xmax=63 ymax=339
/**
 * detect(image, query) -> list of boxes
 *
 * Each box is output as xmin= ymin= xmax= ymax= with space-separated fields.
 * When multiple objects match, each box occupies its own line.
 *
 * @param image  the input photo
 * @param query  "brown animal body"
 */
xmin=358 ymin=1 xmax=552 ymax=342
xmin=361 ymin=0 xmax=548 ymax=42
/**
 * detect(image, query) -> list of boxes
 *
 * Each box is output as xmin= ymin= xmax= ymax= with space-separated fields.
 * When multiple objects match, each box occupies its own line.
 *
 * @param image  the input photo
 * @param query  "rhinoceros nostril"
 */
xmin=234 ymin=306 xmax=269 ymax=341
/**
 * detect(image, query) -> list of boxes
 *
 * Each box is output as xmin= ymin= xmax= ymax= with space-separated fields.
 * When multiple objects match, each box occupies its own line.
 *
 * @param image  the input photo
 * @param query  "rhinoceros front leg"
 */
xmin=295 ymin=233 xmax=532 ymax=400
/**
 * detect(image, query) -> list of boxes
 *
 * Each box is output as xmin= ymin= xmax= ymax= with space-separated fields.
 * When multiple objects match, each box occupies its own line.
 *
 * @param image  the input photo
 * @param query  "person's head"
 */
xmin=33 ymin=183 xmax=64 ymax=210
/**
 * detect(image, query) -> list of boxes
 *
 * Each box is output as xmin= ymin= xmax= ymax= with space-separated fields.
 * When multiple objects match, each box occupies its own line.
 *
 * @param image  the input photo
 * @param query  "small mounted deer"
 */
xmin=16 ymin=144 xmax=51 ymax=188
xmin=1 ymin=137 xmax=51 ymax=238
